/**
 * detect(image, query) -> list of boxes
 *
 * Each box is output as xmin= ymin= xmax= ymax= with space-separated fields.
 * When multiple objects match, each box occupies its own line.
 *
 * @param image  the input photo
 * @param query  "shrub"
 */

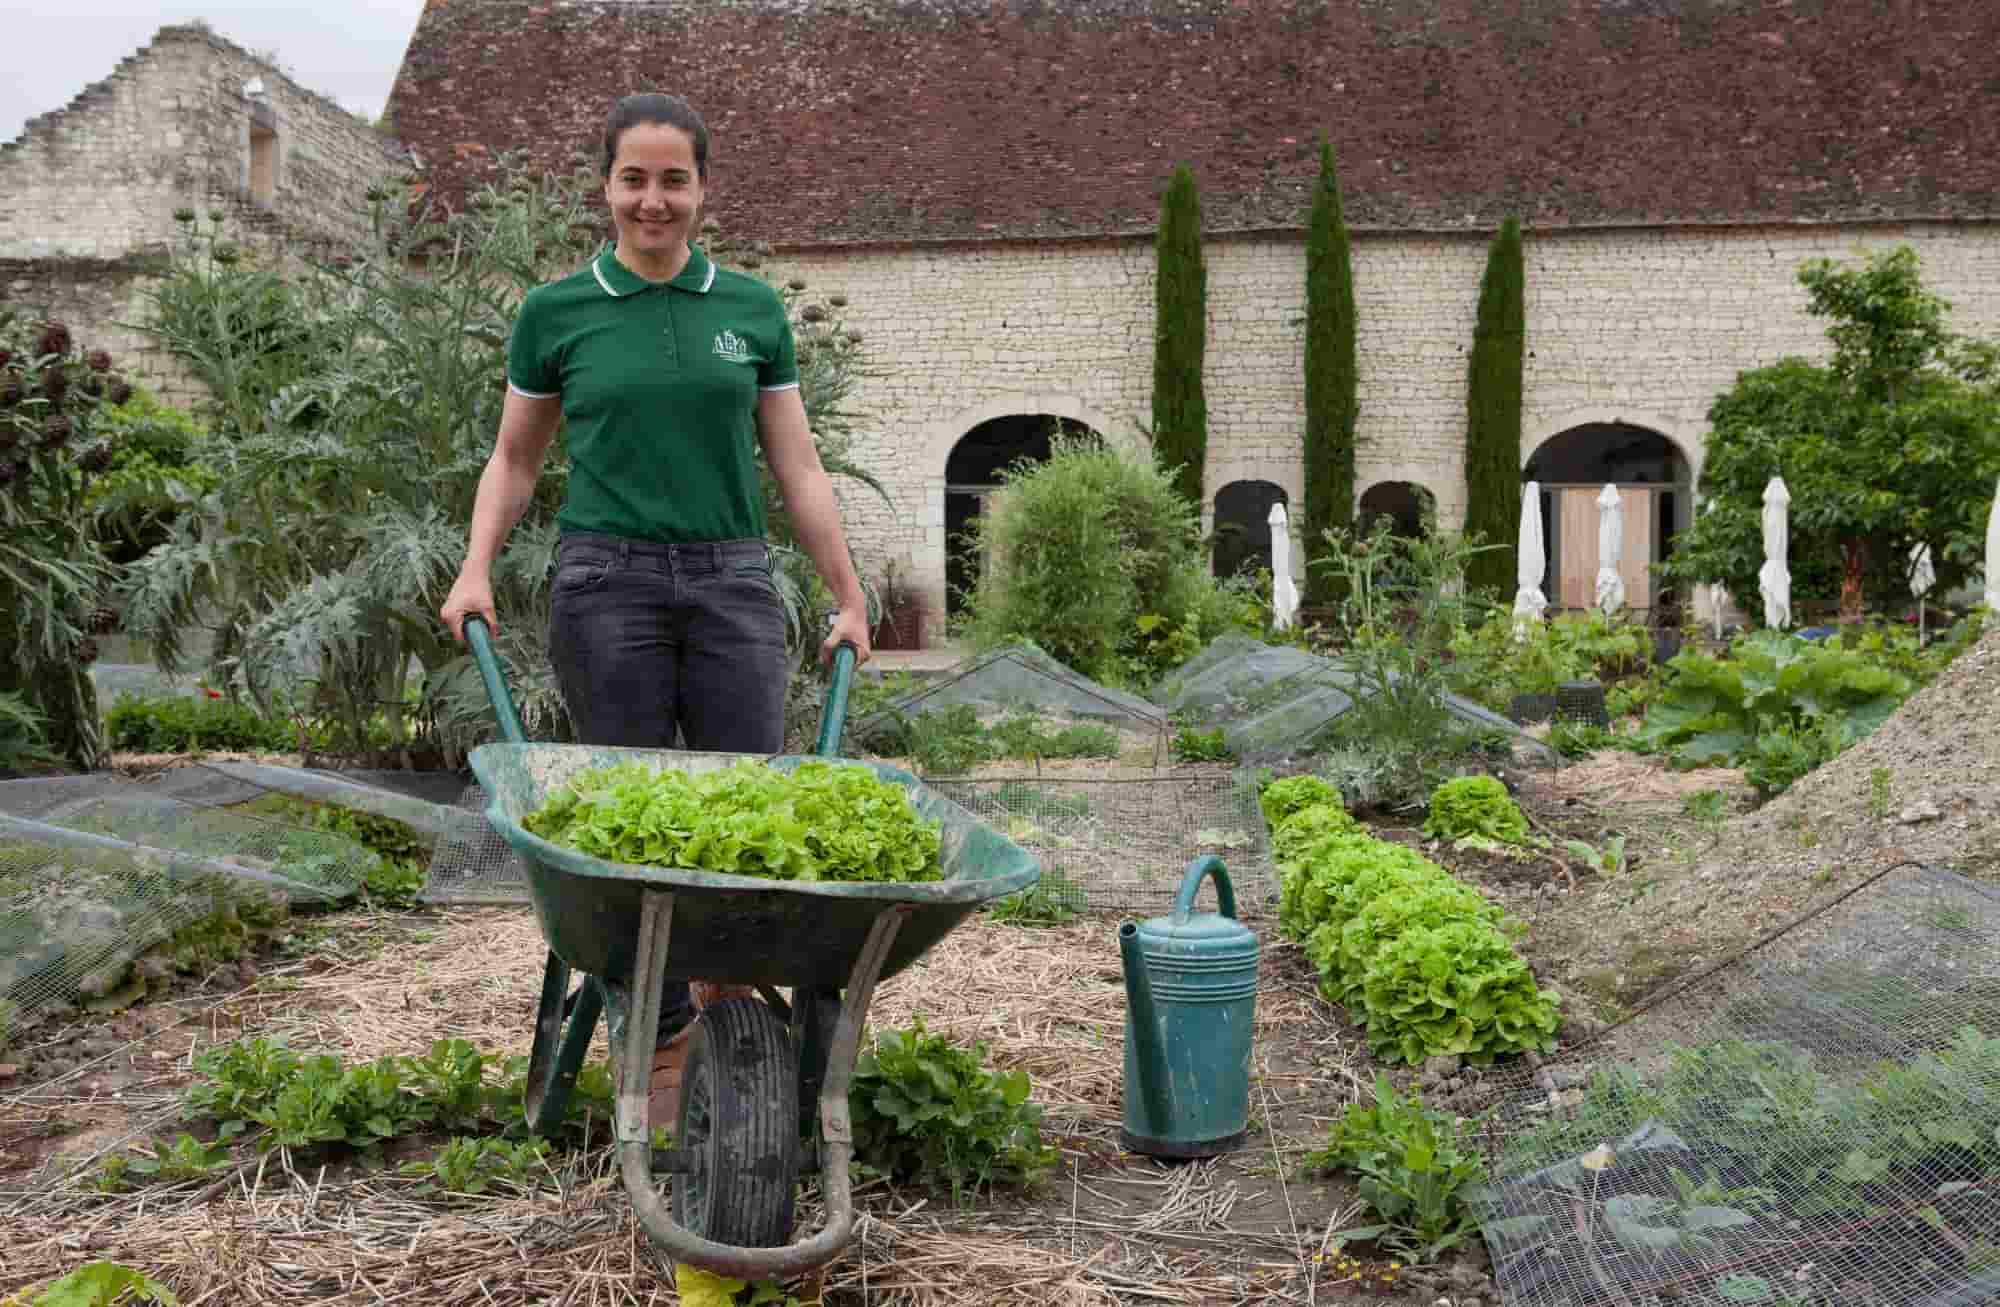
xmin=1423 ymin=775 xmax=1528 ymax=845
xmin=106 ymin=693 xmax=296 ymax=753
xmin=1152 ymin=164 xmax=1208 ymax=507
xmin=1303 ymin=138 xmax=1358 ymax=606
xmin=961 ymin=434 xmax=1245 ymax=687
xmin=1447 ymin=610 xmax=1652 ymax=712
xmin=849 ymin=1018 xmax=1055 ymax=1200
xmin=1461 ymin=217 xmax=1525 ymax=598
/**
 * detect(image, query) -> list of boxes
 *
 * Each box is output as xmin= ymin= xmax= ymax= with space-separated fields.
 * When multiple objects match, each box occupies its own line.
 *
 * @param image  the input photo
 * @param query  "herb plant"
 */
xmin=1311 ymin=1072 xmax=1489 ymax=1261
xmin=849 ymin=1019 xmax=1056 ymax=1201
xmin=524 ymin=759 xmax=943 ymax=883
xmin=1171 ymin=726 xmax=1232 ymax=762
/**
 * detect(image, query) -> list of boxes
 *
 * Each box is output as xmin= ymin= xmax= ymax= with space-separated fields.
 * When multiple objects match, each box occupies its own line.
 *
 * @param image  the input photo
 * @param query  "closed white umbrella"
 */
xmin=1910 ymin=541 xmax=1935 ymax=645
xmin=1986 ymin=476 xmax=2000 ymax=616
xmin=1594 ymin=483 xmax=1626 ymax=615
xmin=1757 ymin=476 xmax=1792 ymax=631
xmin=1512 ymin=480 xmax=1548 ymax=637
xmin=1269 ymin=501 xmax=1300 ymax=631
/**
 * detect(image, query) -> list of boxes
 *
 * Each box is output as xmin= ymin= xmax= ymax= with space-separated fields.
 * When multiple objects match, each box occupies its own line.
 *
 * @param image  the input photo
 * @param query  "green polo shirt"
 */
xmin=507 ymin=243 xmax=799 ymax=543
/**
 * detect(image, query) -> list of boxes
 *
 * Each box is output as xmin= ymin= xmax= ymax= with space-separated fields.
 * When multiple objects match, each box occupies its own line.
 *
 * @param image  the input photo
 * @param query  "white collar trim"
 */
xmin=591 ymin=251 xmax=630 ymax=298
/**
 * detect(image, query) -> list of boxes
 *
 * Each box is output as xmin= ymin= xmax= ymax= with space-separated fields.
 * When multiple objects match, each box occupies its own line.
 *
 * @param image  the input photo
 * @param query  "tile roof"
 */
xmin=386 ymin=0 xmax=2000 ymax=248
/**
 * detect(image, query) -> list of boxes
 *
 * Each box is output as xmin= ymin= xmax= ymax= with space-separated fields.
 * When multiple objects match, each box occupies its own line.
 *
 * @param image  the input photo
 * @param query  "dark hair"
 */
xmin=603 ymin=93 xmax=709 ymax=178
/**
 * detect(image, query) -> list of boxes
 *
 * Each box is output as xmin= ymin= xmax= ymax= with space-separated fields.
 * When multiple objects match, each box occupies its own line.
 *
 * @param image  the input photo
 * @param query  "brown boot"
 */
xmin=648 ymin=1025 xmax=696 ymax=1133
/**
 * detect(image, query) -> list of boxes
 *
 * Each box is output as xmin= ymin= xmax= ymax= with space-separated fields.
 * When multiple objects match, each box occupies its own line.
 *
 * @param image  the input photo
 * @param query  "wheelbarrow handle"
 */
xmin=466 ymin=614 xmax=856 ymax=757
xmin=463 ymin=615 xmax=529 ymax=745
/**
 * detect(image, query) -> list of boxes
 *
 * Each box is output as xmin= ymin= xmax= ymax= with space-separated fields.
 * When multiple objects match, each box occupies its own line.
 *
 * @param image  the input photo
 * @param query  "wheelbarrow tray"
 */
xmin=468 ymin=741 xmax=1041 ymax=989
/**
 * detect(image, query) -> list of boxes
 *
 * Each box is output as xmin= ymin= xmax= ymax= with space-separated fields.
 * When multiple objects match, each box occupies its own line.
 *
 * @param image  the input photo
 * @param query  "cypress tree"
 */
xmin=1462 ymin=216 xmax=1525 ymax=597
xmin=1152 ymin=164 xmax=1208 ymax=509
xmin=1303 ymin=138 xmax=1358 ymax=605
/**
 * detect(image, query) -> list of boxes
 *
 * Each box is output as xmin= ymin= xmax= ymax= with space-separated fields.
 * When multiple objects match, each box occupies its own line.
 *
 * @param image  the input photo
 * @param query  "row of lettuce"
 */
xmin=1260 ymin=775 xmax=1561 ymax=1065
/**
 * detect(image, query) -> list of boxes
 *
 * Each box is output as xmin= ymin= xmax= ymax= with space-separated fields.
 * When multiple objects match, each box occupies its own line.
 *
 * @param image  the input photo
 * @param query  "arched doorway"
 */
xmin=1357 ymin=481 xmax=1436 ymax=540
xmin=1522 ymin=423 xmax=1693 ymax=613
xmin=944 ymin=415 xmax=1075 ymax=615
xmin=1211 ymin=480 xmax=1289 ymax=579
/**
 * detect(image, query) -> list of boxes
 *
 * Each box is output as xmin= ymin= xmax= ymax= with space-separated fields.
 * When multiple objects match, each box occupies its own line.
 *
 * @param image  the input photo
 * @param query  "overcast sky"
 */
xmin=4 ymin=2 xmax=427 ymax=142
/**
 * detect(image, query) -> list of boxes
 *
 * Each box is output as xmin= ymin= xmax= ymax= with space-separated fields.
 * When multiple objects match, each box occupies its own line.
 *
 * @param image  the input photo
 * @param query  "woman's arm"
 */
xmin=756 ymin=386 xmax=872 ymax=665
xmin=440 ymin=389 xmax=564 ymax=642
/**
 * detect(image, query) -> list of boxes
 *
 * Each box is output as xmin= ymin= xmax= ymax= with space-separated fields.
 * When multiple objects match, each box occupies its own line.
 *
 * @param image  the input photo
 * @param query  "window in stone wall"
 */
xmin=1211 ymin=479 xmax=1288 ymax=579
xmin=249 ymin=121 xmax=278 ymax=207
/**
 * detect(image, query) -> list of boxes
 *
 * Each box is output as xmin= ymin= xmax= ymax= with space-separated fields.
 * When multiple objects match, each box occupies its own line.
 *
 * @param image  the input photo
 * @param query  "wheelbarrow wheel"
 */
xmin=673 ymin=996 xmax=801 ymax=1248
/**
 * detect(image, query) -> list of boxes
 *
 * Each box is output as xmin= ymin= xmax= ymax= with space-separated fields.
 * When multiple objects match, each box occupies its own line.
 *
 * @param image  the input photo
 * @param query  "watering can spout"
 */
xmin=1118 ymin=919 xmax=1172 ymax=1136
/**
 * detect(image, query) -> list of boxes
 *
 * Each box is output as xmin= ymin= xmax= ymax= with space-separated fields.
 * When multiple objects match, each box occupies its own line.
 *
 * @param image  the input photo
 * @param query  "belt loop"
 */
xmin=708 ymin=541 xmax=722 ymax=569
xmin=618 ymin=539 xmax=631 ymax=564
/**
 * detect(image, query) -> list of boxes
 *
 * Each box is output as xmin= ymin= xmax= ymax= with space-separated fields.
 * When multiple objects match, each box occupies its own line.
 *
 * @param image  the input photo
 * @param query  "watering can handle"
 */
xmin=1172 ymin=855 xmax=1237 ymax=924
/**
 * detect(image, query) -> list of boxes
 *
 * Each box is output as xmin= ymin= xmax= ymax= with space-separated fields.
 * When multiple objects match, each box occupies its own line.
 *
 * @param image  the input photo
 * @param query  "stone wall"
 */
xmin=764 ymin=220 xmax=2000 ymax=630
xmin=0 ymin=24 xmax=403 ymax=395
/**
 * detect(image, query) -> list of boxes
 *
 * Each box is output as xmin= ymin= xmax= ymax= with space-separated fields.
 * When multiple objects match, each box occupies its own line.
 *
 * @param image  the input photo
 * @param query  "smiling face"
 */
xmin=604 ymin=121 xmax=705 ymax=280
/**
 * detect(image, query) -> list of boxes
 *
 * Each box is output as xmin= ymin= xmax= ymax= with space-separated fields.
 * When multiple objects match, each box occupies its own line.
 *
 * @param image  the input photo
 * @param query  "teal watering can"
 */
xmin=1118 ymin=855 xmax=1259 ymax=1158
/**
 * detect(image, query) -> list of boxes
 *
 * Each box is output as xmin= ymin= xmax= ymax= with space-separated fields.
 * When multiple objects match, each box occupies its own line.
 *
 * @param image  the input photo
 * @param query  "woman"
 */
xmin=440 ymin=92 xmax=872 ymax=1128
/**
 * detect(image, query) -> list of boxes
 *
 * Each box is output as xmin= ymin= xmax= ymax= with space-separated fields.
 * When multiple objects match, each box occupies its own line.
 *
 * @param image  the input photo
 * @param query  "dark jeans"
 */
xmin=548 ymin=532 xmax=789 ymax=1042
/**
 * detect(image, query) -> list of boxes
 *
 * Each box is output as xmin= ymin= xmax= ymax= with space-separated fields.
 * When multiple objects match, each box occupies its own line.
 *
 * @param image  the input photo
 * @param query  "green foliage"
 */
xmin=105 ymin=693 xmax=295 ymax=752
xmin=1561 ymin=833 xmax=1629 ymax=876
xmin=1170 ymin=726 xmax=1232 ymax=762
xmin=1461 ymin=217 xmax=1525 ymax=598
xmin=1276 ymin=795 xmax=1558 ymax=1064
xmin=97 ymin=1133 xmax=230 ymax=1190
xmin=1660 ymin=247 xmax=2000 ymax=610
xmin=961 ymin=434 xmax=1247 ymax=688
xmin=8 ymin=1262 xmax=179 ymax=1307
xmin=82 ymin=388 xmax=217 ymax=567
xmin=523 ymin=759 xmax=943 ymax=883
xmin=1309 ymin=1072 xmax=1487 ymax=1262
xmin=1303 ymin=138 xmax=1358 ymax=606
xmin=242 ymin=794 xmax=430 ymax=907
xmin=0 ymin=690 xmax=57 ymax=776
xmin=1268 ymin=801 xmax=1360 ymax=867
xmin=1311 ymin=516 xmax=1507 ymax=811
xmin=849 ymin=1019 xmax=1056 ymax=1201
xmin=1633 ymin=630 xmax=1914 ymax=792
xmin=0 ymin=311 xmax=125 ymax=770
xmin=1259 ymin=774 xmax=1342 ymax=832
xmin=126 ymin=166 xmax=877 ymax=764
xmin=985 ymin=867 xmax=1083 ymax=927
xmin=1423 ymin=776 xmax=1529 ymax=845
xmin=1446 ymin=610 xmax=1651 ymax=711
xmin=1547 ymin=720 xmax=1625 ymax=760
xmin=1152 ymin=164 xmax=1208 ymax=508
xmin=404 ymin=1135 xmax=552 ymax=1194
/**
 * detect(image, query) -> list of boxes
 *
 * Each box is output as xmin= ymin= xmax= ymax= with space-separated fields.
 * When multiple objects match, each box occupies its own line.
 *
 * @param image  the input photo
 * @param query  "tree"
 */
xmin=1660 ymin=246 xmax=2000 ymax=618
xmin=1461 ymin=217 xmax=1525 ymax=597
xmin=1303 ymin=138 xmax=1358 ymax=606
xmin=1152 ymin=164 xmax=1208 ymax=510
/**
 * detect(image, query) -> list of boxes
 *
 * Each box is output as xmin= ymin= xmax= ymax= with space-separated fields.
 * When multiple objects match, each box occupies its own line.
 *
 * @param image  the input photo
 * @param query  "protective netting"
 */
xmin=848 ymin=643 xmax=1170 ymax=755
xmin=922 ymin=771 xmax=1274 ymax=918
xmin=1471 ymin=863 xmax=2000 ymax=1307
xmin=1155 ymin=632 xmax=1553 ymax=763
xmin=0 ymin=771 xmax=370 ymax=1019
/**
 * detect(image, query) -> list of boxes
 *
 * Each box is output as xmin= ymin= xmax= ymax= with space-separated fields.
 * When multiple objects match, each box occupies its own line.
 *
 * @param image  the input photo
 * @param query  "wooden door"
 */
xmin=1556 ymin=487 xmax=1654 ymax=611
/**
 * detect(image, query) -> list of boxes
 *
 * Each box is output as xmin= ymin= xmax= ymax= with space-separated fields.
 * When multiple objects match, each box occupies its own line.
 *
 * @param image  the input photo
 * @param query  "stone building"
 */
xmin=0 ymin=23 xmax=405 ymax=396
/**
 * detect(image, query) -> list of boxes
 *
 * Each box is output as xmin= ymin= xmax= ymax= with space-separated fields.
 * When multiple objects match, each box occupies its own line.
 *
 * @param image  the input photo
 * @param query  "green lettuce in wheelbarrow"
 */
xmin=521 ymin=758 xmax=945 ymax=884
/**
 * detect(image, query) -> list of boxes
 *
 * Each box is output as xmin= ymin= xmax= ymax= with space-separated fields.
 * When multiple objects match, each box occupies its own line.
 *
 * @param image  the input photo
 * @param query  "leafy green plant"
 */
xmin=987 ymin=783 xmax=1090 ymax=821
xmin=405 ymin=1135 xmax=552 ymax=1194
xmin=1869 ymin=766 xmax=1894 ymax=819
xmin=1562 ymin=834 xmax=1629 ymax=876
xmin=1358 ymin=919 xmax=1560 ymax=1065
xmin=1739 ymin=716 xmax=1845 ymax=798
xmin=1422 ymin=776 xmax=1528 ymax=845
xmin=98 ymin=1133 xmax=230 ymax=1190
xmin=0 ymin=690 xmax=57 ymax=776
xmin=1171 ymin=725 xmax=1231 ymax=762
xmin=1310 ymin=1072 xmax=1488 ymax=1261
xmin=524 ymin=759 xmax=942 ymax=883
xmin=849 ymin=1019 xmax=1056 ymax=1201
xmin=1260 ymin=774 xmax=1342 ymax=832
xmin=1312 ymin=878 xmax=1504 ymax=1007
xmin=1447 ymin=610 xmax=1652 ymax=711
xmin=1683 ymin=788 xmax=1729 ymax=830
xmin=903 ymin=705 xmax=997 ymax=774
xmin=5 ymin=1261 xmax=180 ymax=1306
xmin=985 ymin=867 xmax=1083 ymax=927
xmin=1547 ymin=720 xmax=1622 ymax=760
xmin=105 ymin=693 xmax=298 ymax=753
xmin=1634 ymin=631 xmax=1913 ymax=786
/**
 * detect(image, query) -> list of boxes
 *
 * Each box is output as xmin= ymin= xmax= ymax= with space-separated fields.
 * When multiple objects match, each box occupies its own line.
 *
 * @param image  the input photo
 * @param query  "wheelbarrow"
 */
xmin=459 ymin=617 xmax=1040 ymax=1280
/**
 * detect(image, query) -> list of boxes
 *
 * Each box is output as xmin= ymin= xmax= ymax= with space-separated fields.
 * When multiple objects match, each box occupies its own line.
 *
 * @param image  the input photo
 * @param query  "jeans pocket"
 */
xmin=552 ymin=555 xmax=611 ymax=593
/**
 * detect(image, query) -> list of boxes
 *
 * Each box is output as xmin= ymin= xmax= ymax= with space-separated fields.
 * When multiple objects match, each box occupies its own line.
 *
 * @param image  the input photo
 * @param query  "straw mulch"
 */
xmin=0 ymin=908 xmax=1414 ymax=1306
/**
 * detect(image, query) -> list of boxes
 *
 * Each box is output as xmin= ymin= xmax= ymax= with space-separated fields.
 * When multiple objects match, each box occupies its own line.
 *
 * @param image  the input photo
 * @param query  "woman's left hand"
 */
xmin=822 ymin=605 xmax=873 ymax=667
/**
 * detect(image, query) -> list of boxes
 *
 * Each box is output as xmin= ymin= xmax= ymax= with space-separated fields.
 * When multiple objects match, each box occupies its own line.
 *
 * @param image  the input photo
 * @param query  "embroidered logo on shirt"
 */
xmin=711 ymin=330 xmax=756 ymax=364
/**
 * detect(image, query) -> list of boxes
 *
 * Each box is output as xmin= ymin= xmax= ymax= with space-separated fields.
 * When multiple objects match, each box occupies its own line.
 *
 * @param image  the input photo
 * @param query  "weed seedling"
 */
xmin=1868 ymin=767 xmax=1893 ymax=820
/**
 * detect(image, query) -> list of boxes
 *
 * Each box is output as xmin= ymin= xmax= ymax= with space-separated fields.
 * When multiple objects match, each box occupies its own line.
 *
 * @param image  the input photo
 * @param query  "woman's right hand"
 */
xmin=440 ymin=568 xmax=497 ymax=645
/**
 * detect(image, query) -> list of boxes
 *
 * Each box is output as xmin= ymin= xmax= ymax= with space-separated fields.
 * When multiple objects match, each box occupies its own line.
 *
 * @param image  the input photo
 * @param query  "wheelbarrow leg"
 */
xmin=616 ymin=888 xmax=909 ymax=1280
xmin=525 ymin=949 xmax=603 ymax=1135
